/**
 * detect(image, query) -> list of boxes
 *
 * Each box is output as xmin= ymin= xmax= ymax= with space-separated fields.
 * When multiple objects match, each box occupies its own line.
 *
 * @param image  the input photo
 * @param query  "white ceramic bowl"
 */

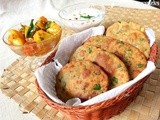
xmin=59 ymin=3 xmax=105 ymax=32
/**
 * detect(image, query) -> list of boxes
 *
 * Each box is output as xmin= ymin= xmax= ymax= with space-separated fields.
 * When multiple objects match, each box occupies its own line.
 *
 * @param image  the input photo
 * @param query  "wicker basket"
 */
xmin=36 ymin=43 xmax=158 ymax=120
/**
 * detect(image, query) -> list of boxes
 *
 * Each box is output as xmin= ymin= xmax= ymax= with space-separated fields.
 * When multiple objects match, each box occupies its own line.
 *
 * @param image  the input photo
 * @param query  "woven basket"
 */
xmin=36 ymin=42 xmax=158 ymax=120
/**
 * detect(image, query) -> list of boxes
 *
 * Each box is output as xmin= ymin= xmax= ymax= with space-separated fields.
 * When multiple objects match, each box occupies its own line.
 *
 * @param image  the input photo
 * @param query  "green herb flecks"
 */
xmin=111 ymin=77 xmax=118 ymax=84
xmin=45 ymin=21 xmax=52 ymax=29
xmin=116 ymin=41 xmax=124 ymax=45
xmin=72 ymin=75 xmax=76 ymax=78
xmin=88 ymin=47 xmax=92 ymax=53
xmin=80 ymin=15 xmax=94 ymax=19
xmin=125 ymin=49 xmax=133 ymax=56
xmin=82 ymin=87 xmax=86 ymax=91
xmin=126 ymin=20 xmax=130 ymax=23
xmin=117 ymin=64 xmax=122 ymax=68
xmin=93 ymin=70 xmax=100 ymax=75
xmin=116 ymin=30 xmax=123 ymax=34
xmin=144 ymin=48 xmax=148 ymax=51
xmin=20 ymin=24 xmax=25 ymax=32
xmin=137 ymin=64 xmax=144 ymax=68
xmin=93 ymin=84 xmax=101 ymax=90
xmin=139 ymin=37 xmax=144 ymax=41
xmin=124 ymin=58 xmax=132 ymax=66
xmin=95 ymin=39 xmax=103 ymax=43
xmin=26 ymin=19 xmax=36 ymax=38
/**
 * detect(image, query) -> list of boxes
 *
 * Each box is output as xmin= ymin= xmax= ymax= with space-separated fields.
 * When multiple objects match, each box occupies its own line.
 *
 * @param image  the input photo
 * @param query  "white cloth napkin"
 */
xmin=35 ymin=26 xmax=105 ymax=105
xmin=35 ymin=26 xmax=156 ymax=106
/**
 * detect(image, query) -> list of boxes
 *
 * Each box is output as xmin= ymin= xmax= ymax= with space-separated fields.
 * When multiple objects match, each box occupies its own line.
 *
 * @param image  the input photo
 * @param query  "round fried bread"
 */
xmin=106 ymin=21 xmax=150 ymax=58
xmin=70 ymin=45 xmax=129 ymax=88
xmin=84 ymin=36 xmax=147 ymax=79
xmin=107 ymin=21 xmax=144 ymax=31
xmin=56 ymin=60 xmax=109 ymax=102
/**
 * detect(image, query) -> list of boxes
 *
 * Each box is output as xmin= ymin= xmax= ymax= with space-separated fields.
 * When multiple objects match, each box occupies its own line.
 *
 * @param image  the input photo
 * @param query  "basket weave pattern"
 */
xmin=37 ymin=42 xmax=158 ymax=120
xmin=37 ymin=7 xmax=160 ymax=120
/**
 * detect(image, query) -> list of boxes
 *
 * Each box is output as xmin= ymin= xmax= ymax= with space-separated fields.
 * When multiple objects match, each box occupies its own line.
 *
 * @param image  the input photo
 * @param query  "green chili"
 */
xmin=26 ymin=19 xmax=36 ymax=38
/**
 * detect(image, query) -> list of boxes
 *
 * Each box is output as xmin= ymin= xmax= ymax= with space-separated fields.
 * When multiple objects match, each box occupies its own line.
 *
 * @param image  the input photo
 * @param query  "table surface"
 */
xmin=0 ymin=0 xmax=158 ymax=120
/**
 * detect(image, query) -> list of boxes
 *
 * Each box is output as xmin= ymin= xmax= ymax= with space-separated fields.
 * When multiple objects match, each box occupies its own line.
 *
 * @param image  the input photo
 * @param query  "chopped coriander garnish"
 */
xmin=93 ymin=71 xmax=100 ymax=75
xmin=96 ymin=39 xmax=103 ymax=42
xmin=117 ymin=41 xmax=124 ymax=45
xmin=125 ymin=49 xmax=133 ymax=56
xmin=144 ymin=48 xmax=148 ymax=51
xmin=137 ymin=64 xmax=144 ymax=68
xmin=45 ymin=21 xmax=52 ymax=29
xmin=111 ymin=77 xmax=118 ymax=83
xmin=80 ymin=15 xmax=94 ymax=19
xmin=88 ymin=47 xmax=92 ymax=53
xmin=139 ymin=37 xmax=145 ymax=42
xmin=124 ymin=58 xmax=132 ymax=66
xmin=93 ymin=84 xmax=101 ymax=90
xmin=116 ymin=30 xmax=123 ymax=34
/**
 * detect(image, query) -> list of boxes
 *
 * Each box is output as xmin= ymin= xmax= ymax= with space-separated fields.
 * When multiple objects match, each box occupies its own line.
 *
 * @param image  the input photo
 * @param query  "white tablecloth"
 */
xmin=0 ymin=0 xmax=155 ymax=120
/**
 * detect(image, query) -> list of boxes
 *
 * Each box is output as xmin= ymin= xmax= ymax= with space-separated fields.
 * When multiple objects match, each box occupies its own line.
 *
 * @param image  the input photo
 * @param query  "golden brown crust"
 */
xmin=56 ymin=60 xmax=109 ymax=102
xmin=84 ymin=36 xmax=147 ymax=79
xmin=70 ymin=45 xmax=129 ymax=88
xmin=106 ymin=21 xmax=150 ymax=58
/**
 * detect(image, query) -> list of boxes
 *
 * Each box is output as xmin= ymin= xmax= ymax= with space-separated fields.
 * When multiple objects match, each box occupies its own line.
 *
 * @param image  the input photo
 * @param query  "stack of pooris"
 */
xmin=56 ymin=60 xmax=109 ymax=102
xmin=70 ymin=45 xmax=129 ymax=88
xmin=106 ymin=21 xmax=150 ymax=58
xmin=55 ymin=21 xmax=149 ymax=102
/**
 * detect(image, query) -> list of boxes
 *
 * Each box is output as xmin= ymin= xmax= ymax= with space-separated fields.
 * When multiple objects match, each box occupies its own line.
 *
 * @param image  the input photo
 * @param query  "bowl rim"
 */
xmin=58 ymin=2 xmax=106 ymax=22
xmin=2 ymin=18 xmax=62 ymax=47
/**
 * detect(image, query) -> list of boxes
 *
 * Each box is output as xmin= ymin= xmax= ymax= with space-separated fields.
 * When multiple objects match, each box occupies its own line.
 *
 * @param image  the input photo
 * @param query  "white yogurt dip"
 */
xmin=62 ymin=8 xmax=105 ymax=32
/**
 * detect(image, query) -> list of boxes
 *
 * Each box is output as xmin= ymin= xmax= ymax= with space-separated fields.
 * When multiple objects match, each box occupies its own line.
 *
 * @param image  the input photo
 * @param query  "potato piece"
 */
xmin=8 ymin=29 xmax=25 ymax=45
xmin=20 ymin=25 xmax=29 ymax=38
xmin=46 ymin=21 xmax=62 ymax=35
xmin=33 ymin=30 xmax=52 ymax=43
xmin=24 ymin=25 xmax=29 ymax=38
xmin=35 ymin=16 xmax=48 ymax=29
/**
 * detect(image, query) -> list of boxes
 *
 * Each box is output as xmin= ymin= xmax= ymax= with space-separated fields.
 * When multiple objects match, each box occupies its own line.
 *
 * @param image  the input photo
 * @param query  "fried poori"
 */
xmin=106 ymin=21 xmax=150 ymax=58
xmin=56 ymin=60 xmax=109 ymax=102
xmin=84 ymin=36 xmax=147 ymax=79
xmin=70 ymin=45 xmax=129 ymax=88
